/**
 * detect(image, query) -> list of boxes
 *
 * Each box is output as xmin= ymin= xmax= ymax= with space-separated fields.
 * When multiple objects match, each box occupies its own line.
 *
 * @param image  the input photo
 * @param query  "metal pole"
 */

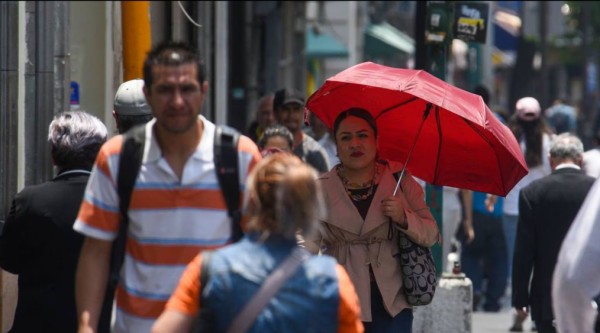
xmin=23 ymin=1 xmax=36 ymax=186
xmin=480 ymin=1 xmax=494 ymax=98
xmin=424 ymin=0 xmax=451 ymax=276
xmin=35 ymin=1 xmax=56 ymax=183
xmin=0 ymin=1 xmax=20 ymax=325
xmin=540 ymin=0 xmax=549 ymax=109
xmin=215 ymin=1 xmax=229 ymax=125
xmin=582 ymin=1 xmax=593 ymax=148
xmin=53 ymin=1 xmax=70 ymax=115
xmin=0 ymin=0 xmax=20 ymax=225
xmin=198 ymin=1 xmax=213 ymax=120
xmin=121 ymin=1 xmax=151 ymax=81
xmin=348 ymin=1 xmax=357 ymax=67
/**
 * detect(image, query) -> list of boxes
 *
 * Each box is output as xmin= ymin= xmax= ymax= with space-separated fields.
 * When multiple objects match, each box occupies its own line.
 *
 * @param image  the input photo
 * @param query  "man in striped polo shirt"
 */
xmin=74 ymin=41 xmax=261 ymax=333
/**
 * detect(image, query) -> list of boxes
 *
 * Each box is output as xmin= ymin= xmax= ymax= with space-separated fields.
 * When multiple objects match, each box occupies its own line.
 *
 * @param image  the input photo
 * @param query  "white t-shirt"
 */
xmin=503 ymin=133 xmax=553 ymax=216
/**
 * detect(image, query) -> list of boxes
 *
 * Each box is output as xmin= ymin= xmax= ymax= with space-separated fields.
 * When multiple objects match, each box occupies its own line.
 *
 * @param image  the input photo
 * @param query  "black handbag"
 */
xmin=390 ymin=172 xmax=437 ymax=306
xmin=396 ymin=231 xmax=437 ymax=306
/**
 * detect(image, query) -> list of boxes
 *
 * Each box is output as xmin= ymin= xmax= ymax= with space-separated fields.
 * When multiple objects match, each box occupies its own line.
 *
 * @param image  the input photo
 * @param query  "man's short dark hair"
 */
xmin=143 ymin=41 xmax=206 ymax=93
xmin=117 ymin=114 xmax=154 ymax=134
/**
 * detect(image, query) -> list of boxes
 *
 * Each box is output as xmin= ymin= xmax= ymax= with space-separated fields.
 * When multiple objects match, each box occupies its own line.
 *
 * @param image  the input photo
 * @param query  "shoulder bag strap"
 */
xmin=225 ymin=248 xmax=309 ymax=333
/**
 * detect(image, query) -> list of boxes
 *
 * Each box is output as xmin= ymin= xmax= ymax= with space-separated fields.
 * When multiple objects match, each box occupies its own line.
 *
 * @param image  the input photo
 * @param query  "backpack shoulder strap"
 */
xmin=213 ymin=125 xmax=243 ymax=242
xmin=109 ymin=125 xmax=146 ymax=288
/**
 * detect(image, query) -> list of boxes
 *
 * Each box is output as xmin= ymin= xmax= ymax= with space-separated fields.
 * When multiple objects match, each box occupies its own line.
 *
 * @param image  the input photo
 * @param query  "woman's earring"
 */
xmin=335 ymin=151 xmax=339 ymax=157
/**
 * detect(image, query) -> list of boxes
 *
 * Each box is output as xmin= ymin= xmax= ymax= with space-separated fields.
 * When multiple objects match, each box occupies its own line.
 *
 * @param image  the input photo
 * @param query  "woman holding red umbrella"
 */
xmin=303 ymin=108 xmax=439 ymax=332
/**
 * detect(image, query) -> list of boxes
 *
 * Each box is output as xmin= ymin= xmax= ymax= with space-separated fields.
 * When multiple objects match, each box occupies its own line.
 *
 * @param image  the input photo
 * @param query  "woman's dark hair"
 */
xmin=508 ymin=115 xmax=552 ymax=168
xmin=332 ymin=108 xmax=378 ymax=141
xmin=258 ymin=124 xmax=294 ymax=150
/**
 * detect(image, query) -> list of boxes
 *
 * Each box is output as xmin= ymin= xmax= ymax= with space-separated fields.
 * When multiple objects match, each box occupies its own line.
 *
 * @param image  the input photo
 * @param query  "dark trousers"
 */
xmin=459 ymin=211 xmax=509 ymax=311
xmin=535 ymin=320 xmax=556 ymax=333
xmin=363 ymin=282 xmax=413 ymax=333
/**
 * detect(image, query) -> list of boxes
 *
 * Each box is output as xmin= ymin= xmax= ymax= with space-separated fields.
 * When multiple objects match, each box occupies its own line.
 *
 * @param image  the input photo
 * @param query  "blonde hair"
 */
xmin=245 ymin=153 xmax=323 ymax=239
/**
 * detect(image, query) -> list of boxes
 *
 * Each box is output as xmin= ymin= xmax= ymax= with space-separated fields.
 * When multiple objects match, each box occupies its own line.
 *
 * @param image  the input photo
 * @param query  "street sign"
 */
xmin=70 ymin=81 xmax=80 ymax=110
xmin=454 ymin=2 xmax=490 ymax=44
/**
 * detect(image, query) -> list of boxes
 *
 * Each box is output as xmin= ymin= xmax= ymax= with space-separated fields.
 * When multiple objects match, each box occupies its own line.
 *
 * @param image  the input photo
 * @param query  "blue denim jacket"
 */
xmin=203 ymin=233 xmax=342 ymax=333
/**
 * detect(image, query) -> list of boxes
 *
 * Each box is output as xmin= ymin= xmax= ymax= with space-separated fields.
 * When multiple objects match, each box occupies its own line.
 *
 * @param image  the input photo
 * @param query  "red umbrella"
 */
xmin=306 ymin=62 xmax=528 ymax=196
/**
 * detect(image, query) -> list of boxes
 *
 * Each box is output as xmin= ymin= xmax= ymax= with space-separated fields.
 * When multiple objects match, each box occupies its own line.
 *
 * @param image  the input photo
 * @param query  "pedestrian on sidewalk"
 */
xmin=152 ymin=153 xmax=364 ymax=333
xmin=112 ymin=79 xmax=154 ymax=134
xmin=274 ymin=88 xmax=330 ymax=173
xmin=512 ymin=134 xmax=594 ymax=333
xmin=257 ymin=124 xmax=294 ymax=156
xmin=302 ymin=108 xmax=439 ymax=333
xmin=458 ymin=85 xmax=509 ymax=313
xmin=247 ymin=94 xmax=275 ymax=143
xmin=491 ymin=97 xmax=553 ymax=284
xmin=0 ymin=111 xmax=108 ymax=333
xmin=74 ymin=41 xmax=261 ymax=333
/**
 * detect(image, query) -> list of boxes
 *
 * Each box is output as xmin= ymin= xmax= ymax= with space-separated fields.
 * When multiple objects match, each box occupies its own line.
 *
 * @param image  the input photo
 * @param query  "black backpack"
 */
xmin=106 ymin=123 xmax=243 ymax=292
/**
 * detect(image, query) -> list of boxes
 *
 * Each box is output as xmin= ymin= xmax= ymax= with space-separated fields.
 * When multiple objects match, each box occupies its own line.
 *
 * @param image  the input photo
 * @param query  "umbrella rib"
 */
xmin=306 ymin=82 xmax=351 ymax=105
xmin=461 ymin=117 xmax=495 ymax=148
xmin=433 ymin=106 xmax=443 ymax=184
xmin=461 ymin=118 xmax=506 ymax=195
xmin=376 ymin=97 xmax=419 ymax=119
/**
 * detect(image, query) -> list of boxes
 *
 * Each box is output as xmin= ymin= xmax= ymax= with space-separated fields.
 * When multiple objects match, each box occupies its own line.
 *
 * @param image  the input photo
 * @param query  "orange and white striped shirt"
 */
xmin=73 ymin=116 xmax=261 ymax=333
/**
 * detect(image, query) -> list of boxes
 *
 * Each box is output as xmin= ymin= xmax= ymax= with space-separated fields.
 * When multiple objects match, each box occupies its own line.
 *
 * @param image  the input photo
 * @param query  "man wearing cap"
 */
xmin=112 ymin=79 xmax=154 ymax=134
xmin=274 ymin=88 xmax=330 ymax=173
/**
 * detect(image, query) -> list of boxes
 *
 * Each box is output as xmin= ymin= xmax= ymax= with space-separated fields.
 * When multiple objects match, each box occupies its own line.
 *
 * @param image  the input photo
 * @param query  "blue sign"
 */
xmin=70 ymin=81 xmax=80 ymax=106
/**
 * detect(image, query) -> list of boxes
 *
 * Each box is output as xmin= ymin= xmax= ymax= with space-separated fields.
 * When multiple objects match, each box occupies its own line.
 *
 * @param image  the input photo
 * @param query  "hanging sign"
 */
xmin=454 ymin=2 xmax=490 ymax=44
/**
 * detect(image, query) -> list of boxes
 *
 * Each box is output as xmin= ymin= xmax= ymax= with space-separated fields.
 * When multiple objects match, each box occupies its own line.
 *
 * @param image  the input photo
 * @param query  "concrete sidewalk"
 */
xmin=473 ymin=310 xmax=536 ymax=333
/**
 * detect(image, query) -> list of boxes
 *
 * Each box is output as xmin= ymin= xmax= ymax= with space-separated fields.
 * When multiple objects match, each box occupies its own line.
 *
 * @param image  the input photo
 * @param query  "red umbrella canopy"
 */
xmin=306 ymin=62 xmax=528 ymax=196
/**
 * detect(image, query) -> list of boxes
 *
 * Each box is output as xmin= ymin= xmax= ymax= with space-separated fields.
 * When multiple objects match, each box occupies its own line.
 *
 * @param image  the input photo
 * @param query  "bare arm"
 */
xmin=76 ymin=237 xmax=113 ymax=333
xmin=152 ymin=310 xmax=195 ymax=333
xmin=460 ymin=190 xmax=475 ymax=243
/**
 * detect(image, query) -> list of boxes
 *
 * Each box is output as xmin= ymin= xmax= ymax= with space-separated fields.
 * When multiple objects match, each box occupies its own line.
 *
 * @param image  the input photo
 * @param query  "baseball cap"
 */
xmin=113 ymin=79 xmax=152 ymax=116
xmin=274 ymin=88 xmax=305 ymax=110
xmin=516 ymin=97 xmax=541 ymax=121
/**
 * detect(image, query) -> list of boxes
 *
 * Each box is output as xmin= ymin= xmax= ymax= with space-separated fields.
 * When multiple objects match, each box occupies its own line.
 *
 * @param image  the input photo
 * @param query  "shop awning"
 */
xmin=364 ymin=22 xmax=415 ymax=58
xmin=306 ymin=27 xmax=349 ymax=59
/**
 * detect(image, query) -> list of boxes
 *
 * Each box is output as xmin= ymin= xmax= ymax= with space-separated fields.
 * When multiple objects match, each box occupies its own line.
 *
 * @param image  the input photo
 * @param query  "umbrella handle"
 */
xmin=393 ymin=103 xmax=433 ymax=196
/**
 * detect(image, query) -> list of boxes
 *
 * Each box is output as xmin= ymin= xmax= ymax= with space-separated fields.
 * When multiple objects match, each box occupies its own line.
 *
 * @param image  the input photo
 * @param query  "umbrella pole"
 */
xmin=393 ymin=103 xmax=433 ymax=196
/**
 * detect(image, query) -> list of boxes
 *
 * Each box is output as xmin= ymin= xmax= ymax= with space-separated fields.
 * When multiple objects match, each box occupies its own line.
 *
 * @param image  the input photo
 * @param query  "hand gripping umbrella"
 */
xmin=306 ymin=62 xmax=528 ymax=196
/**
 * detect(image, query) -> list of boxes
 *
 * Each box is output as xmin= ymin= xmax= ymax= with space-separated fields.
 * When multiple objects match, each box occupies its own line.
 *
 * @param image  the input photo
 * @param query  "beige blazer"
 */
xmin=303 ymin=161 xmax=439 ymax=322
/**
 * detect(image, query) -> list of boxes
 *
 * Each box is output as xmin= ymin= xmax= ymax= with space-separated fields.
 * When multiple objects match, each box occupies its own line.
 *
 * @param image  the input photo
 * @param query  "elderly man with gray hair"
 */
xmin=0 ymin=111 xmax=111 ymax=333
xmin=511 ymin=133 xmax=596 ymax=333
